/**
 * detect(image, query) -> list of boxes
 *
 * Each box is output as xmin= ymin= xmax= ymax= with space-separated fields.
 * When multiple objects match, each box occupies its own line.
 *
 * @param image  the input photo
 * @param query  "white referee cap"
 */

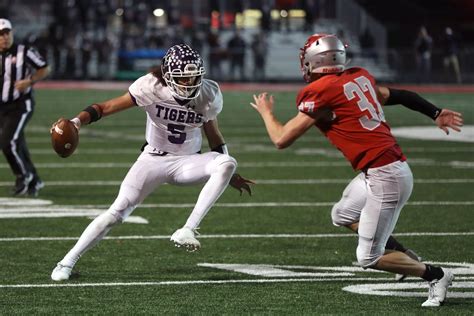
xmin=0 ymin=19 xmax=12 ymax=31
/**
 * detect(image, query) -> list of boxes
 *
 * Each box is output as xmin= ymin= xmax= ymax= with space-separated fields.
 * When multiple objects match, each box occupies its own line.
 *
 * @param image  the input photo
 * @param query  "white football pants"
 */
xmin=60 ymin=147 xmax=237 ymax=267
xmin=331 ymin=160 xmax=413 ymax=268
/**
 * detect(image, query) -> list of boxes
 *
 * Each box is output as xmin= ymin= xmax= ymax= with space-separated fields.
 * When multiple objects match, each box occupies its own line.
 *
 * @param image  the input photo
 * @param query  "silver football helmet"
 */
xmin=299 ymin=33 xmax=346 ymax=82
xmin=161 ymin=44 xmax=206 ymax=100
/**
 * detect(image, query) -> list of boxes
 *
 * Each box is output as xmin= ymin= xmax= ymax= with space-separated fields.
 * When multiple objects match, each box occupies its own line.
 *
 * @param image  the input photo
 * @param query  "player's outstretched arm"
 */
xmin=68 ymin=93 xmax=136 ymax=130
xmin=250 ymin=92 xmax=316 ymax=149
xmin=377 ymin=86 xmax=463 ymax=134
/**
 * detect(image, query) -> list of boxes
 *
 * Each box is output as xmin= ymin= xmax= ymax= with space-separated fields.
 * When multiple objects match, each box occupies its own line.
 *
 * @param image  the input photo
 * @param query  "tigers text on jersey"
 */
xmin=0 ymin=43 xmax=47 ymax=104
xmin=296 ymin=67 xmax=403 ymax=170
xmin=129 ymin=74 xmax=223 ymax=155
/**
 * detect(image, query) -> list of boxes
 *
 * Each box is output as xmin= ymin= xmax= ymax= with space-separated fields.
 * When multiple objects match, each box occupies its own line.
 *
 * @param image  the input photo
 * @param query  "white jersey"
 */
xmin=129 ymin=74 xmax=223 ymax=155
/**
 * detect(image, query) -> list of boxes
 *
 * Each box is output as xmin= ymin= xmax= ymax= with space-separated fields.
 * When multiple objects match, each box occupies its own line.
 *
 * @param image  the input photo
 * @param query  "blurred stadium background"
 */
xmin=2 ymin=0 xmax=474 ymax=83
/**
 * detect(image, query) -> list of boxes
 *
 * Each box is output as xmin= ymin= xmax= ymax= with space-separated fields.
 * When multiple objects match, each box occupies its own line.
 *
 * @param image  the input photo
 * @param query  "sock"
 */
xmin=385 ymin=236 xmax=407 ymax=252
xmin=422 ymin=264 xmax=444 ymax=281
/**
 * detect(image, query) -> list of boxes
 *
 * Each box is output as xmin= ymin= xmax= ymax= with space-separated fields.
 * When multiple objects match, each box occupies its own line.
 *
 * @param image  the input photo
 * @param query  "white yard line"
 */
xmin=0 ymin=277 xmax=398 ymax=288
xmin=1 ymin=179 xmax=473 ymax=186
xmin=1 ymin=232 xmax=473 ymax=242
xmin=2 ymin=161 xmax=473 ymax=168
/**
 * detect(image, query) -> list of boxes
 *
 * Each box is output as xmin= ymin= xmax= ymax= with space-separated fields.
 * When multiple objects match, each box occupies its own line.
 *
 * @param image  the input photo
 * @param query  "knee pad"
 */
xmin=214 ymin=154 xmax=237 ymax=175
xmin=331 ymin=203 xmax=344 ymax=226
xmin=107 ymin=195 xmax=137 ymax=222
xmin=356 ymin=244 xmax=384 ymax=268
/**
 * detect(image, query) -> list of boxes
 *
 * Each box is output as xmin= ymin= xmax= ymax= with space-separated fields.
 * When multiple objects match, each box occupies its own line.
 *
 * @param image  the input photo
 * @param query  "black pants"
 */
xmin=0 ymin=98 xmax=37 ymax=179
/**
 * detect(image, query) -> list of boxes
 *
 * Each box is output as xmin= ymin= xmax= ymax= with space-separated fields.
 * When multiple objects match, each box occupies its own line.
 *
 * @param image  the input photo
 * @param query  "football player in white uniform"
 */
xmin=51 ymin=44 xmax=254 ymax=281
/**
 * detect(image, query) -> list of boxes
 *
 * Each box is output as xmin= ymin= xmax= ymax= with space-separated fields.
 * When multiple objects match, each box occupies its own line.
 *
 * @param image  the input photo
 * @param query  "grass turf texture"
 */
xmin=0 ymin=88 xmax=473 ymax=315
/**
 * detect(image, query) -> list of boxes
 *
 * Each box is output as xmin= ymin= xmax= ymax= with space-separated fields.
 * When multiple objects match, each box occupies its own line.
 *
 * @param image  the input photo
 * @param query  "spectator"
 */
xmin=260 ymin=0 xmax=272 ymax=32
xmin=80 ymin=33 xmax=94 ymax=79
xmin=207 ymin=30 xmax=223 ymax=80
xmin=227 ymin=29 xmax=247 ymax=81
xmin=442 ymin=27 xmax=462 ymax=83
xmin=359 ymin=27 xmax=377 ymax=60
xmin=414 ymin=26 xmax=433 ymax=83
xmin=96 ymin=34 xmax=113 ymax=80
xmin=251 ymin=31 xmax=268 ymax=81
xmin=302 ymin=0 xmax=318 ymax=32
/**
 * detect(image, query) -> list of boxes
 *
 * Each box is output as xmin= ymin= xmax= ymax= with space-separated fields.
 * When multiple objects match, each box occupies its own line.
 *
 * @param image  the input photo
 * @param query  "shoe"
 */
xmin=170 ymin=227 xmax=201 ymax=252
xmin=421 ymin=268 xmax=454 ymax=307
xmin=12 ymin=173 xmax=33 ymax=196
xmin=51 ymin=263 xmax=73 ymax=281
xmin=27 ymin=177 xmax=44 ymax=197
xmin=395 ymin=249 xmax=422 ymax=281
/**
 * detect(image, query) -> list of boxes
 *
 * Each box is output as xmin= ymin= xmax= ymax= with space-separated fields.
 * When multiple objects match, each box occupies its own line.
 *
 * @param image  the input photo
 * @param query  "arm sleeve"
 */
xmin=385 ymin=88 xmax=442 ymax=120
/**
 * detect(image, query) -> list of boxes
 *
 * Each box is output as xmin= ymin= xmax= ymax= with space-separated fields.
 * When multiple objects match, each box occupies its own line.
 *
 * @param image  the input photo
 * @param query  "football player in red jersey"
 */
xmin=250 ymin=34 xmax=463 ymax=307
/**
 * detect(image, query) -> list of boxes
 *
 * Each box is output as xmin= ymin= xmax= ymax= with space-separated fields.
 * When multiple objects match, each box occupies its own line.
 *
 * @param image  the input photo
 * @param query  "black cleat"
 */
xmin=12 ymin=174 xmax=33 ymax=196
xmin=27 ymin=177 xmax=45 ymax=197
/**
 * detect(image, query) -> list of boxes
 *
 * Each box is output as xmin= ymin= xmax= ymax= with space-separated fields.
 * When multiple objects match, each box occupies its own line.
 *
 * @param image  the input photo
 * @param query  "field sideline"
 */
xmin=0 ymin=84 xmax=472 ymax=314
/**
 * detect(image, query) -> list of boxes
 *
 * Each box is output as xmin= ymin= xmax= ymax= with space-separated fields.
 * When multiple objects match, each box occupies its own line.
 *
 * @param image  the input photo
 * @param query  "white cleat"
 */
xmin=395 ymin=249 xmax=422 ymax=281
xmin=421 ymin=268 xmax=454 ymax=307
xmin=51 ymin=263 xmax=73 ymax=281
xmin=170 ymin=227 xmax=201 ymax=252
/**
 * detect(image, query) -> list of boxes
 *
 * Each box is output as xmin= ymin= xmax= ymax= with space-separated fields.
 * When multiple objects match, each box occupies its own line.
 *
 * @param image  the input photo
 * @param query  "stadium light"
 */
xmin=153 ymin=8 xmax=165 ymax=17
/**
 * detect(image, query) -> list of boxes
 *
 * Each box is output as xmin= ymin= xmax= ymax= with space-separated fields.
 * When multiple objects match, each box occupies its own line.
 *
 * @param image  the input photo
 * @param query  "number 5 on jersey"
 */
xmin=167 ymin=123 xmax=186 ymax=144
xmin=343 ymin=76 xmax=385 ymax=130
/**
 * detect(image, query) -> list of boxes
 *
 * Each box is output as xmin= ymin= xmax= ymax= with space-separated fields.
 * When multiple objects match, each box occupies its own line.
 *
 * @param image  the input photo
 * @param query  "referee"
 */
xmin=0 ymin=19 xmax=50 ymax=196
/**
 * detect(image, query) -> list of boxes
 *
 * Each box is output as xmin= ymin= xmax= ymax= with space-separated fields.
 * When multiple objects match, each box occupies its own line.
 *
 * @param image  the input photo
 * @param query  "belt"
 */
xmin=148 ymin=149 xmax=202 ymax=156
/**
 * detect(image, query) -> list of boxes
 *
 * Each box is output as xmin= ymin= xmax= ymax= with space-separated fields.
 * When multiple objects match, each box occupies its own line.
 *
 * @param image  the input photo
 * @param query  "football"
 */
xmin=51 ymin=118 xmax=79 ymax=158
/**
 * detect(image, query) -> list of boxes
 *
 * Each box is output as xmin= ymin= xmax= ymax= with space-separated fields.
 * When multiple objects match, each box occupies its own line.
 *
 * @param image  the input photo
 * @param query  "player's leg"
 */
xmin=332 ymin=172 xmax=421 ymax=280
xmin=51 ymin=153 xmax=167 ymax=281
xmin=169 ymin=152 xmax=237 ymax=251
xmin=356 ymin=161 xmax=453 ymax=307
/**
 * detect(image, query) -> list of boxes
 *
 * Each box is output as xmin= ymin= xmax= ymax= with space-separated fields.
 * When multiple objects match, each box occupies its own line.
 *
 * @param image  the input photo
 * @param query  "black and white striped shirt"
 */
xmin=0 ymin=43 xmax=47 ymax=104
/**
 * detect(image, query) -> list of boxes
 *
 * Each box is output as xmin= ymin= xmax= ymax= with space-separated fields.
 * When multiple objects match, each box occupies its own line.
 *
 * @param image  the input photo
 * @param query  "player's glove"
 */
xmin=229 ymin=173 xmax=255 ymax=196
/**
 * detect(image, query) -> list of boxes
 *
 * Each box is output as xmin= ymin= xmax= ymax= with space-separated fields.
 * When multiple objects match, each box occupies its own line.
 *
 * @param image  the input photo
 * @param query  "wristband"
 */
xmin=211 ymin=143 xmax=229 ymax=155
xmin=83 ymin=105 xmax=102 ymax=123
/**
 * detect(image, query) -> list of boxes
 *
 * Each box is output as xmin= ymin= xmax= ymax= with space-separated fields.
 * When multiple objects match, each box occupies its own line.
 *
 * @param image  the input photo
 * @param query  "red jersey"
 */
xmin=296 ymin=67 xmax=405 ymax=170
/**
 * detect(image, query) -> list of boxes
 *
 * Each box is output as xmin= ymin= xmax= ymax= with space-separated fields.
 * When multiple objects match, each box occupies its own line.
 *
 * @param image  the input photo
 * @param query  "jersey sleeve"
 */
xmin=25 ymin=46 xmax=48 ymax=69
xmin=128 ymin=74 xmax=157 ymax=107
xmin=296 ymin=84 xmax=327 ymax=114
xmin=203 ymin=80 xmax=223 ymax=121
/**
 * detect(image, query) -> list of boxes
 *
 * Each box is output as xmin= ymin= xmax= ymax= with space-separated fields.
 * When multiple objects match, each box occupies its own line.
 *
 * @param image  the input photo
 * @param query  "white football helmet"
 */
xmin=299 ymin=33 xmax=346 ymax=82
xmin=161 ymin=44 xmax=206 ymax=100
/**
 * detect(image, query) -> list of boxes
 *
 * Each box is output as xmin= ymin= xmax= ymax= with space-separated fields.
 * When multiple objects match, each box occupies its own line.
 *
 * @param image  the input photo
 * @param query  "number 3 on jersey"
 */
xmin=343 ymin=76 xmax=385 ymax=130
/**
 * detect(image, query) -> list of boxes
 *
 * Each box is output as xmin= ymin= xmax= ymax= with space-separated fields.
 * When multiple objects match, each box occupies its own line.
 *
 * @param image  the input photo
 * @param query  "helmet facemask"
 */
xmin=162 ymin=44 xmax=206 ymax=100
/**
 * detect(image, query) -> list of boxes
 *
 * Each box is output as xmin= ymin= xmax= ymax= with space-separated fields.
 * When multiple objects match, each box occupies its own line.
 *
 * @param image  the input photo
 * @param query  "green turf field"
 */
xmin=0 ymin=88 xmax=473 ymax=315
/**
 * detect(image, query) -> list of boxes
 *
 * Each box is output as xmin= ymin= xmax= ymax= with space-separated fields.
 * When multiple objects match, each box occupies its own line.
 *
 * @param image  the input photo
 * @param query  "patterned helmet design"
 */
xmin=161 ymin=44 xmax=206 ymax=100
